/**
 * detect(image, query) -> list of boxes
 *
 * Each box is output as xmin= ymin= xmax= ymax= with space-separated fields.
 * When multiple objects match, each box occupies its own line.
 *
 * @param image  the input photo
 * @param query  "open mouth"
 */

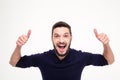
xmin=57 ymin=43 xmax=66 ymax=52
xmin=58 ymin=45 xmax=66 ymax=49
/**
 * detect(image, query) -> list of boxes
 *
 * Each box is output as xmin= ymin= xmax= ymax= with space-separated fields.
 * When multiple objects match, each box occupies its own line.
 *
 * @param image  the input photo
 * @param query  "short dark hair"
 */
xmin=52 ymin=21 xmax=72 ymax=36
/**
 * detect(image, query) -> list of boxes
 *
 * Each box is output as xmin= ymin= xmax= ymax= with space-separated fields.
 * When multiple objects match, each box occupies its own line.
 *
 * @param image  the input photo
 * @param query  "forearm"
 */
xmin=9 ymin=45 xmax=21 ymax=67
xmin=103 ymin=43 xmax=115 ymax=65
xmin=9 ymin=30 xmax=31 ymax=67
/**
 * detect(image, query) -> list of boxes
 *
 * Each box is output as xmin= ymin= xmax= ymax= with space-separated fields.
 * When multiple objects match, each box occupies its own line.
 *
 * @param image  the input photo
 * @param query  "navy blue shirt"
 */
xmin=16 ymin=48 xmax=108 ymax=80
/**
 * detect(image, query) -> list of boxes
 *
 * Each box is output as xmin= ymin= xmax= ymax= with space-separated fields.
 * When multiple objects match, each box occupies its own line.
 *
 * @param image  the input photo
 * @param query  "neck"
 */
xmin=57 ymin=55 xmax=66 ymax=60
xmin=54 ymin=47 xmax=70 ymax=60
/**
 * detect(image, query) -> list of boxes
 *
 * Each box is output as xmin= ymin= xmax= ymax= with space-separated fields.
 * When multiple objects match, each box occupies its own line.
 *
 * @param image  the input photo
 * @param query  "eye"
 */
xmin=54 ymin=34 xmax=60 ymax=38
xmin=64 ymin=33 xmax=70 ymax=38
xmin=64 ymin=34 xmax=69 ymax=38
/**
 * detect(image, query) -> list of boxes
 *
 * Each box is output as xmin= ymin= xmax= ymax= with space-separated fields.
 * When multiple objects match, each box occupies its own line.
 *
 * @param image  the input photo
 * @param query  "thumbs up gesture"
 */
xmin=16 ymin=30 xmax=31 ymax=47
xmin=94 ymin=29 xmax=109 ymax=45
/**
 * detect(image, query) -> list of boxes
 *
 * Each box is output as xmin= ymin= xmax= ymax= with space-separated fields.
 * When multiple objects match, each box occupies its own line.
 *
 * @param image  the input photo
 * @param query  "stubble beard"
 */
xmin=53 ymin=43 xmax=71 ymax=58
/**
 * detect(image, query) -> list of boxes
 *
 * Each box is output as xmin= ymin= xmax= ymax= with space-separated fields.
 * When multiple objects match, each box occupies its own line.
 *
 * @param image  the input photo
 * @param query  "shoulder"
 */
xmin=23 ymin=49 xmax=54 ymax=59
xmin=69 ymin=48 xmax=82 ymax=53
xmin=34 ymin=49 xmax=54 ymax=57
xmin=69 ymin=48 xmax=95 ymax=58
xmin=69 ymin=48 xmax=89 ymax=55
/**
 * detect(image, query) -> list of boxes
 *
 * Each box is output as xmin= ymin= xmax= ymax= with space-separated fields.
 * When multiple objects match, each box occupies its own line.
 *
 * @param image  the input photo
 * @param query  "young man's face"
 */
xmin=52 ymin=27 xmax=72 ymax=57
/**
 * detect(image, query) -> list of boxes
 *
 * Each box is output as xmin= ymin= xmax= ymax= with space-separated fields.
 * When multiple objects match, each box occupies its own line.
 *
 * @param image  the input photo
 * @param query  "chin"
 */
xmin=53 ymin=44 xmax=70 ymax=57
xmin=56 ymin=48 xmax=70 ymax=57
xmin=57 ymin=53 xmax=67 ymax=57
xmin=58 ymin=52 xmax=66 ymax=56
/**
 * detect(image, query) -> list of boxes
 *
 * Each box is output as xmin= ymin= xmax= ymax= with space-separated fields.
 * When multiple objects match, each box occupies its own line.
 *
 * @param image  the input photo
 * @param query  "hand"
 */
xmin=16 ymin=30 xmax=31 ymax=47
xmin=94 ymin=28 xmax=109 ymax=45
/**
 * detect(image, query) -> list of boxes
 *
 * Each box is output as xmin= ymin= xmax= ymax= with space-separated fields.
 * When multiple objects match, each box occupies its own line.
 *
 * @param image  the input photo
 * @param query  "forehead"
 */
xmin=53 ymin=27 xmax=70 ymax=34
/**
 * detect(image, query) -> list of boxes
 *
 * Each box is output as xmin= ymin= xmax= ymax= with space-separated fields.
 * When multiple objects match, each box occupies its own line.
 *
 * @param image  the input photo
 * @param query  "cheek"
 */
xmin=66 ymin=38 xmax=72 ymax=44
xmin=52 ymin=38 xmax=57 ymax=45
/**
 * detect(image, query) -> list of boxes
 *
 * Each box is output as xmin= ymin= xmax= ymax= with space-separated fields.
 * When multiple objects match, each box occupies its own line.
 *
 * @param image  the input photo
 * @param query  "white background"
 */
xmin=0 ymin=0 xmax=120 ymax=80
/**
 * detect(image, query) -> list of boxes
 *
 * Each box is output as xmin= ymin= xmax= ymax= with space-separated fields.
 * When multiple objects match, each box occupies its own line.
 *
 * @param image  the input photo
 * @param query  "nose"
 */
xmin=59 ymin=37 xmax=64 ymax=43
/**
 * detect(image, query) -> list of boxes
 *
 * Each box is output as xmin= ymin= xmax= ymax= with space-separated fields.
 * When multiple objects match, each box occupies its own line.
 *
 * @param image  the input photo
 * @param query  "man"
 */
xmin=9 ymin=21 xmax=114 ymax=80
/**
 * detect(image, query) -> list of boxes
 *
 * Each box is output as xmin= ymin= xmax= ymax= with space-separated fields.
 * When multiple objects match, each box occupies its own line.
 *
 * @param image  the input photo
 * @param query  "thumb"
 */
xmin=94 ymin=28 xmax=98 ymax=37
xmin=27 ymin=29 xmax=31 ymax=38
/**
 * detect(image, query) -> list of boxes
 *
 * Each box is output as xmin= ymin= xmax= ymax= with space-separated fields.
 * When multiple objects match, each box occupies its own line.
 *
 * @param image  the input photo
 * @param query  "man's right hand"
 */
xmin=16 ymin=30 xmax=31 ymax=47
xmin=9 ymin=30 xmax=31 ymax=66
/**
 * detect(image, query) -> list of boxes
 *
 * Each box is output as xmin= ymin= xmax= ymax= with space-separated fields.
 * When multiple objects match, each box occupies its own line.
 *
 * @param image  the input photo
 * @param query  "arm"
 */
xmin=103 ymin=43 xmax=114 ymax=64
xmin=94 ymin=29 xmax=115 ymax=65
xmin=9 ymin=30 xmax=31 ymax=67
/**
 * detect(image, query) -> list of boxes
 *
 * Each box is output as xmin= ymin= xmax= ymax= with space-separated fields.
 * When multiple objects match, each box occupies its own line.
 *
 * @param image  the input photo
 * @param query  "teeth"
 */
xmin=57 ymin=43 xmax=66 ymax=48
xmin=60 ymin=46 xmax=65 ymax=48
xmin=58 ymin=45 xmax=65 ymax=48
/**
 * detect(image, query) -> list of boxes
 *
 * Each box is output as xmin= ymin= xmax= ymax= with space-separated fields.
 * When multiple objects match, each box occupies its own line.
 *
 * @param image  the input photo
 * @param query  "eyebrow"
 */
xmin=53 ymin=32 xmax=69 ymax=35
xmin=64 ymin=33 xmax=69 ymax=35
